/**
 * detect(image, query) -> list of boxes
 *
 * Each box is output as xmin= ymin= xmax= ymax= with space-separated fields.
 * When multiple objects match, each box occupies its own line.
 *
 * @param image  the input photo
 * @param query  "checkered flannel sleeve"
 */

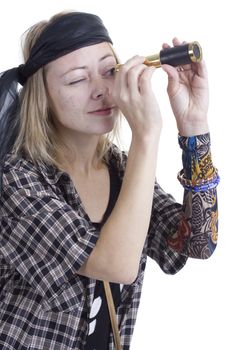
xmin=0 ymin=167 xmax=99 ymax=303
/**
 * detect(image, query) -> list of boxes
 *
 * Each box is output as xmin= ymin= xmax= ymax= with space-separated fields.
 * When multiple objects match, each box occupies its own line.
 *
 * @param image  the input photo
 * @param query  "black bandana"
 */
xmin=18 ymin=12 xmax=112 ymax=84
xmin=0 ymin=12 xmax=113 ymax=192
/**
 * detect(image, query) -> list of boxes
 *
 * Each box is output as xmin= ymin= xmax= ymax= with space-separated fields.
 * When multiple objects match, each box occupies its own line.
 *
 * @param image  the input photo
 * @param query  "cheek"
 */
xmin=50 ymin=86 xmax=87 ymax=118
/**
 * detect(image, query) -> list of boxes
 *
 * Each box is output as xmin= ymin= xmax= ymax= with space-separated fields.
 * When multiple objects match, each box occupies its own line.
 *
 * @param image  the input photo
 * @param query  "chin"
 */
xmin=94 ymin=119 xmax=116 ymax=135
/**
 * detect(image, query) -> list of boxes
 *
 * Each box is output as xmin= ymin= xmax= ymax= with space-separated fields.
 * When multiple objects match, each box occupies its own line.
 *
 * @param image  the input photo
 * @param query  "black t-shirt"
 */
xmin=85 ymin=163 xmax=122 ymax=350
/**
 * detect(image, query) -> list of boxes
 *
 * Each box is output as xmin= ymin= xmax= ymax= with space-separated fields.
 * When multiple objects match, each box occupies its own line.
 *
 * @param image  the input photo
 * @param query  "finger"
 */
xmin=114 ymin=55 xmax=144 ymax=91
xmin=124 ymin=55 xmax=145 ymax=68
xmin=116 ymin=55 xmax=145 ymax=75
xmin=162 ymin=63 xmax=179 ymax=79
xmin=172 ymin=37 xmax=187 ymax=47
xmin=196 ymin=59 xmax=208 ymax=79
xmin=139 ymin=66 xmax=156 ymax=95
xmin=127 ymin=64 xmax=148 ymax=97
xmin=172 ymin=37 xmax=182 ymax=46
xmin=162 ymin=42 xmax=170 ymax=50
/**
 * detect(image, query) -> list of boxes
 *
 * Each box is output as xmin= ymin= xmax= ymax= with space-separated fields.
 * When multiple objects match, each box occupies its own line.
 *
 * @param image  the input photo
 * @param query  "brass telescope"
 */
xmin=115 ymin=41 xmax=202 ymax=72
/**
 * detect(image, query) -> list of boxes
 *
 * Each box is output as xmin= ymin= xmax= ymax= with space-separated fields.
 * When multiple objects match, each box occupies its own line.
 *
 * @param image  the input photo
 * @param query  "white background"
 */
xmin=0 ymin=1 xmax=232 ymax=349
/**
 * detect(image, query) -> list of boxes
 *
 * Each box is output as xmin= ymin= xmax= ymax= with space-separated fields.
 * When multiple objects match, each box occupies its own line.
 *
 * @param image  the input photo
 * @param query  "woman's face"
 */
xmin=45 ymin=42 xmax=118 ymax=137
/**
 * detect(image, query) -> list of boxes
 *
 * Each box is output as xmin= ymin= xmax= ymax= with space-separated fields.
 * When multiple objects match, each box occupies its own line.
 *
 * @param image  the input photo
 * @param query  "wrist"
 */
xmin=131 ymin=127 xmax=162 ymax=149
xmin=177 ymin=121 xmax=209 ymax=137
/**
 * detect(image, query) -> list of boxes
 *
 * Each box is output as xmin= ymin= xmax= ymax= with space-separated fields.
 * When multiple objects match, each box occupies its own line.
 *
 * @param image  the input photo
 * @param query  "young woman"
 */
xmin=0 ymin=11 xmax=219 ymax=350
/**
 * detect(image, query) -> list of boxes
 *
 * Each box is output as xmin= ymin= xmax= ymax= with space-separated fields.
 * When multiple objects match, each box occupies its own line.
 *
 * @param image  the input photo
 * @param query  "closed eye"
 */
xmin=69 ymin=78 xmax=86 ymax=85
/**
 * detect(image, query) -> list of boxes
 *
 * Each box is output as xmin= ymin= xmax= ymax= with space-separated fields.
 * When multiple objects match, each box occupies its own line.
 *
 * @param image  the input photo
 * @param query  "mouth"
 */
xmin=88 ymin=106 xmax=115 ymax=116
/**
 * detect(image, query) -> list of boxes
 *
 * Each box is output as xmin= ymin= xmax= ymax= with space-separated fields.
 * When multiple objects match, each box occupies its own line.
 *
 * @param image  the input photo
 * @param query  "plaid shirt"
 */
xmin=0 ymin=134 xmax=218 ymax=350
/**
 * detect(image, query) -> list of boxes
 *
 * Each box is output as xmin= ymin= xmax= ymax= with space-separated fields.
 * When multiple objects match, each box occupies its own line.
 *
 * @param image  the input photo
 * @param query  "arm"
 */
xmin=147 ymin=38 xmax=218 ymax=273
xmin=79 ymin=136 xmax=160 ymax=284
xmin=0 ymin=165 xmax=100 ymax=302
xmin=171 ymin=132 xmax=218 ymax=258
xmin=78 ymin=56 xmax=162 ymax=284
xmin=147 ymin=133 xmax=218 ymax=274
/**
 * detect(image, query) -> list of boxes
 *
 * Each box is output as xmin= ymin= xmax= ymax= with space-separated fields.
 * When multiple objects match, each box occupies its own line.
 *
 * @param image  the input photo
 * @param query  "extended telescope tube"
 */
xmin=115 ymin=41 xmax=202 ymax=71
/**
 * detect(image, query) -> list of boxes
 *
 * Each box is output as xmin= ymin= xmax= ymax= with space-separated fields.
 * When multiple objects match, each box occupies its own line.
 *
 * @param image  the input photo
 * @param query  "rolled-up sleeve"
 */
xmin=0 ymin=169 xmax=99 ymax=303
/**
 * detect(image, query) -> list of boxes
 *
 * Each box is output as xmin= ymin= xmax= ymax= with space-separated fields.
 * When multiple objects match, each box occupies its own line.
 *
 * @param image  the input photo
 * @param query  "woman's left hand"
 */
xmin=162 ymin=37 xmax=209 ymax=136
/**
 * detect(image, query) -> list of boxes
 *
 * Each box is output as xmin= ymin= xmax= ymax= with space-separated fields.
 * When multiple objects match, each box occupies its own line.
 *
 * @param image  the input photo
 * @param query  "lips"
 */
xmin=88 ymin=106 xmax=115 ymax=116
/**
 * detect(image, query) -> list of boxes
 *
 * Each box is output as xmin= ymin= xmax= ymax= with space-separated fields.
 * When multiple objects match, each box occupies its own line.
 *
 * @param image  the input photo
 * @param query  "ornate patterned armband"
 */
xmin=177 ymin=168 xmax=220 ymax=192
xmin=178 ymin=133 xmax=220 ymax=192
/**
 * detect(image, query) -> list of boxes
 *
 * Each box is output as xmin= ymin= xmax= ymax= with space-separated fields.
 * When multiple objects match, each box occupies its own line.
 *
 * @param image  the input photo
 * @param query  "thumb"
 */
xmin=161 ymin=64 xmax=179 ymax=96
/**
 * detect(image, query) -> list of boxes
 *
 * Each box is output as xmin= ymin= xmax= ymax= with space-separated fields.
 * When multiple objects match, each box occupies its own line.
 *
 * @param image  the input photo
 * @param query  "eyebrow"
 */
xmin=61 ymin=54 xmax=115 ymax=77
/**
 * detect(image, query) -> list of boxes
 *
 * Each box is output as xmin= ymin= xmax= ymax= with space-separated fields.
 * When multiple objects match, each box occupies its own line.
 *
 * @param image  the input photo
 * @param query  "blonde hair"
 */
xmin=13 ymin=11 xmax=121 ymax=169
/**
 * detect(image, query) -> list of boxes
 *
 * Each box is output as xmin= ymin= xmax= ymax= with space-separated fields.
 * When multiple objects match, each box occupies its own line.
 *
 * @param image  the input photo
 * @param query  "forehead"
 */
xmin=45 ymin=42 xmax=115 ymax=74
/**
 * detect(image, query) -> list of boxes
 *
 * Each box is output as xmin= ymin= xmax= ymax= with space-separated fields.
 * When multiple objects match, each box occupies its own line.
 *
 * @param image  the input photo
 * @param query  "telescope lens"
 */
xmin=193 ymin=43 xmax=201 ymax=59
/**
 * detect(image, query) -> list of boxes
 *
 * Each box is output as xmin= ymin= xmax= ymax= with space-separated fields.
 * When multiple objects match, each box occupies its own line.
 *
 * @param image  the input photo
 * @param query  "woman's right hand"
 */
xmin=113 ymin=55 xmax=162 ymax=140
xmin=79 ymin=60 xmax=162 ymax=285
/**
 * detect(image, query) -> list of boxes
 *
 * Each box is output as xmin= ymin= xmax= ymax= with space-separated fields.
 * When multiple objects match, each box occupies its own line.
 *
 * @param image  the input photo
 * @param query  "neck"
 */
xmin=57 ymin=132 xmax=103 ymax=176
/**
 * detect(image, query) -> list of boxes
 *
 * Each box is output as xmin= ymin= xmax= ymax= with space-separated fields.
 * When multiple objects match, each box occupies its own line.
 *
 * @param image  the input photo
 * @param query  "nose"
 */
xmin=91 ymin=79 xmax=110 ymax=100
